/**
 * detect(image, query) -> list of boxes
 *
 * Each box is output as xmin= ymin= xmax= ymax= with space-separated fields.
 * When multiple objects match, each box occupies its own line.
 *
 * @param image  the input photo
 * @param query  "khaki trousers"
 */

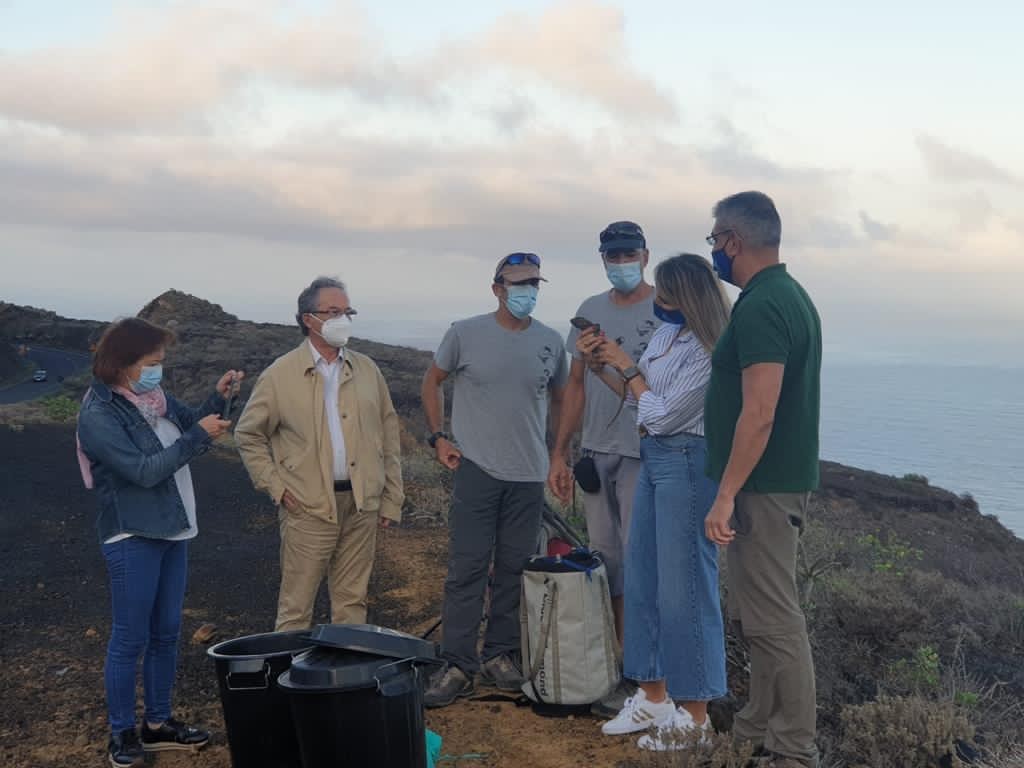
xmin=727 ymin=491 xmax=818 ymax=768
xmin=275 ymin=491 xmax=378 ymax=631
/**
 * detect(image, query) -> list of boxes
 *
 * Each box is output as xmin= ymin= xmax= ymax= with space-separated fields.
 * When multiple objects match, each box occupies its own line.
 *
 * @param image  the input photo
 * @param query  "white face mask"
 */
xmin=316 ymin=315 xmax=353 ymax=348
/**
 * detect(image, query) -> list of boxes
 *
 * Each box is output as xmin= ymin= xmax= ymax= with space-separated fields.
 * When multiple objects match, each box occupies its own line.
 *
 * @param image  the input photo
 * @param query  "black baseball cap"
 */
xmin=599 ymin=221 xmax=646 ymax=252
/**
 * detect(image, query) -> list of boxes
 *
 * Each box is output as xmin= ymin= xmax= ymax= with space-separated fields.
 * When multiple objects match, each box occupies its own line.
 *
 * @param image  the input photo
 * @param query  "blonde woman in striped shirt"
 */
xmin=578 ymin=253 xmax=731 ymax=751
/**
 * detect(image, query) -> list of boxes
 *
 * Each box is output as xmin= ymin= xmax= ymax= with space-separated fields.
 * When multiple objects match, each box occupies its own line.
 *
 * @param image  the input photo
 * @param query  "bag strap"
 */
xmin=598 ymin=570 xmax=622 ymax=683
xmin=522 ymin=579 xmax=558 ymax=698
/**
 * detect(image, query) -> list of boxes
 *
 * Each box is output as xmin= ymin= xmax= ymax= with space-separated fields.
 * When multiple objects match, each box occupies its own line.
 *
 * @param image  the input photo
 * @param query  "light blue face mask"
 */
xmin=131 ymin=364 xmax=163 ymax=394
xmin=505 ymin=284 xmax=539 ymax=319
xmin=605 ymin=261 xmax=643 ymax=293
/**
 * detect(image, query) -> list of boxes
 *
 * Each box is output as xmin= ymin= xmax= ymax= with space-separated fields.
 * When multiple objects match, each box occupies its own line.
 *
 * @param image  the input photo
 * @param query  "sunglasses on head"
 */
xmin=600 ymin=222 xmax=644 ymax=243
xmin=502 ymin=252 xmax=541 ymax=267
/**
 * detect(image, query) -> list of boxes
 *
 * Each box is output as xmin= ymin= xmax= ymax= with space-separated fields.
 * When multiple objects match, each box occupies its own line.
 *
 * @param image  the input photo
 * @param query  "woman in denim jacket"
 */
xmin=578 ymin=254 xmax=732 ymax=752
xmin=76 ymin=317 xmax=240 ymax=768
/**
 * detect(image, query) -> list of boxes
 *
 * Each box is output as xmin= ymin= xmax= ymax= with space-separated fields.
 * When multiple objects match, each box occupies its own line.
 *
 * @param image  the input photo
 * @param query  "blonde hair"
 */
xmin=654 ymin=253 xmax=732 ymax=352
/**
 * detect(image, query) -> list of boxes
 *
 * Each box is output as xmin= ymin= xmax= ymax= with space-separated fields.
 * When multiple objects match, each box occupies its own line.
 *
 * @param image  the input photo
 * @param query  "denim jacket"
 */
xmin=77 ymin=378 xmax=224 ymax=544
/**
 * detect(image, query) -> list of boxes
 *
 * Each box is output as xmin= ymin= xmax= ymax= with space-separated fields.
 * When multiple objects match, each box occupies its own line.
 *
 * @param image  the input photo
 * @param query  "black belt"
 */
xmin=333 ymin=480 xmax=352 ymax=492
xmin=639 ymin=426 xmax=703 ymax=439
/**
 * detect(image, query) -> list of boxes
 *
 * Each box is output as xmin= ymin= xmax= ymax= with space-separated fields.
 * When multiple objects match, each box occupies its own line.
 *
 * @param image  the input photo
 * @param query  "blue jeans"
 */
xmin=623 ymin=434 xmax=727 ymax=701
xmin=102 ymin=537 xmax=188 ymax=731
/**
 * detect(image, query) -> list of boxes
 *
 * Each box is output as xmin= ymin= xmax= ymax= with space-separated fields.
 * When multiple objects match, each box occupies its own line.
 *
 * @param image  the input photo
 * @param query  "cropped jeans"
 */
xmin=102 ymin=537 xmax=188 ymax=732
xmin=623 ymin=433 xmax=727 ymax=701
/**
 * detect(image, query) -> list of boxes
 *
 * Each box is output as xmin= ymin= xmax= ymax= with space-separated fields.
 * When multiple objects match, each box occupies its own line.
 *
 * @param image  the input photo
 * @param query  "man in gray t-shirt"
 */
xmin=548 ymin=221 xmax=659 ymax=713
xmin=421 ymin=252 xmax=567 ymax=707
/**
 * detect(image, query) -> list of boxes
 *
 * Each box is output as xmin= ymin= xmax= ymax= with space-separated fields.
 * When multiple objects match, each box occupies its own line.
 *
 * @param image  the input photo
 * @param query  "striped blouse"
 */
xmin=628 ymin=323 xmax=711 ymax=437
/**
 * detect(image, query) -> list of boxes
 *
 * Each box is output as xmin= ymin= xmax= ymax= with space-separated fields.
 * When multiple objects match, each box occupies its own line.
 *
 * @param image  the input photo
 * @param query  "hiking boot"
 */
xmin=601 ymin=688 xmax=677 ymax=736
xmin=107 ymin=728 xmax=144 ymax=768
xmin=591 ymin=678 xmax=638 ymax=718
xmin=637 ymin=706 xmax=712 ymax=751
xmin=424 ymin=663 xmax=474 ymax=708
xmin=140 ymin=717 xmax=210 ymax=752
xmin=479 ymin=652 xmax=524 ymax=692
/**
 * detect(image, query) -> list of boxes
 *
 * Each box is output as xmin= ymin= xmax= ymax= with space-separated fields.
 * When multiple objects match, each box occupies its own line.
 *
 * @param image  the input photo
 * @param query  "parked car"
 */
xmin=32 ymin=370 xmax=48 ymax=382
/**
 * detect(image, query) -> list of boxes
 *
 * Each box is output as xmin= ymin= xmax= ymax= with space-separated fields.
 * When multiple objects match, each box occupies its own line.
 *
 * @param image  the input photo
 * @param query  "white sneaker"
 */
xmin=637 ymin=707 xmax=712 ymax=751
xmin=600 ymin=689 xmax=677 ymax=736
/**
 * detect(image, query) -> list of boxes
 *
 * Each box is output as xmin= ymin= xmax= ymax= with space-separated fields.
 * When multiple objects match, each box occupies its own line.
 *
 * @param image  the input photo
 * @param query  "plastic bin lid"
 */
xmin=305 ymin=623 xmax=437 ymax=662
xmin=278 ymin=646 xmax=415 ymax=692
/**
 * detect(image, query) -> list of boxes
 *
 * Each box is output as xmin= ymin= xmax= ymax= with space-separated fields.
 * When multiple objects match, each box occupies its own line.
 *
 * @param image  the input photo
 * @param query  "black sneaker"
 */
xmin=140 ymin=717 xmax=210 ymax=752
xmin=108 ymin=728 xmax=144 ymax=768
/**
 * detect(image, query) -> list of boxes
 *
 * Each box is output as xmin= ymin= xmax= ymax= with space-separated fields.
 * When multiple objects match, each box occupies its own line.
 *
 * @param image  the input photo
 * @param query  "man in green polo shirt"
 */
xmin=703 ymin=191 xmax=822 ymax=768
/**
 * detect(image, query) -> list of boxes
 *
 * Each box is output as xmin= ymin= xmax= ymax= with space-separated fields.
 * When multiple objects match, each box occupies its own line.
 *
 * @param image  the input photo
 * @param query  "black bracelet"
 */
xmin=427 ymin=431 xmax=450 ymax=448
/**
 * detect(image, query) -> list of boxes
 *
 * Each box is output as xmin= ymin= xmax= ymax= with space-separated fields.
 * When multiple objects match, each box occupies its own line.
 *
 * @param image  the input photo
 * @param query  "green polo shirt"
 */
xmin=705 ymin=264 xmax=822 ymax=493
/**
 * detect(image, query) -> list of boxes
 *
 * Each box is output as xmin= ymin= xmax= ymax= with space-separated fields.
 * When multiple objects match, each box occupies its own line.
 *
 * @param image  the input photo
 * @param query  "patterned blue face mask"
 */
xmin=131 ymin=364 xmax=163 ymax=393
xmin=653 ymin=302 xmax=685 ymax=326
xmin=505 ymin=284 xmax=538 ymax=319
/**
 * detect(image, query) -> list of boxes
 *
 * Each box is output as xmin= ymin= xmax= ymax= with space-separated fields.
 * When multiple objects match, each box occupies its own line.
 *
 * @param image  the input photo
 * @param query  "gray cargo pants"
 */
xmin=440 ymin=458 xmax=543 ymax=675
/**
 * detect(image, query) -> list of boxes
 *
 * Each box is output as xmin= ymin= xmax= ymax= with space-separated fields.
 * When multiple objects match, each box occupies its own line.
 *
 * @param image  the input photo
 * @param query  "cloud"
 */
xmin=441 ymin=1 xmax=678 ymax=123
xmin=0 ymin=0 xmax=676 ymax=136
xmin=916 ymin=134 xmax=1019 ymax=186
xmin=859 ymin=210 xmax=892 ymax=241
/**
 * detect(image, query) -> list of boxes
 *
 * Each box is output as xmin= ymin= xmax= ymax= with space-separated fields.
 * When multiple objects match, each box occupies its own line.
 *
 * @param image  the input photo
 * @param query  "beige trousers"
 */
xmin=275 ymin=491 xmax=378 ymax=632
xmin=727 ymin=491 xmax=818 ymax=768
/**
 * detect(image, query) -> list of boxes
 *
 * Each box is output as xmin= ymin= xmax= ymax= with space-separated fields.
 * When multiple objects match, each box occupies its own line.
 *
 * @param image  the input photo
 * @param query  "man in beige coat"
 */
xmin=236 ymin=276 xmax=404 ymax=631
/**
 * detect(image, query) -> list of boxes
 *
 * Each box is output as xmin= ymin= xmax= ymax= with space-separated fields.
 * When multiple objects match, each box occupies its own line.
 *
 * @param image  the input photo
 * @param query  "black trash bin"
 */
xmin=277 ymin=624 xmax=439 ymax=768
xmin=208 ymin=630 xmax=313 ymax=768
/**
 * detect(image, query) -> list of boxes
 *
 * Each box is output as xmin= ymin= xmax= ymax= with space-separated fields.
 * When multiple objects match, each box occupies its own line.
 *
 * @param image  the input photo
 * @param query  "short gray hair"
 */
xmin=712 ymin=191 xmax=782 ymax=248
xmin=296 ymin=276 xmax=347 ymax=336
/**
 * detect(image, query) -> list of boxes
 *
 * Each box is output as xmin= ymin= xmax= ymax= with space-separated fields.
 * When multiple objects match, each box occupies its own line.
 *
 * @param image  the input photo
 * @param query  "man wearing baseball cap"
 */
xmin=549 ymin=220 xmax=658 ymax=715
xmin=420 ymin=252 xmax=569 ymax=707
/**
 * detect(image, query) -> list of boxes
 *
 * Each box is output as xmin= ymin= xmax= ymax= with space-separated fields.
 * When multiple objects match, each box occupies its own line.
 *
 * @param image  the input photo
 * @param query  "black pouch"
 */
xmin=572 ymin=455 xmax=600 ymax=493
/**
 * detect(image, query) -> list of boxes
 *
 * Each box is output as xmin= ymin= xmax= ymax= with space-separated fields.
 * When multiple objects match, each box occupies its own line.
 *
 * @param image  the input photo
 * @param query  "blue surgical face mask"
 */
xmin=504 ymin=284 xmax=538 ymax=319
xmin=653 ymin=302 xmax=685 ymax=326
xmin=131 ymin=364 xmax=163 ymax=394
xmin=711 ymin=248 xmax=735 ymax=285
xmin=605 ymin=261 xmax=643 ymax=293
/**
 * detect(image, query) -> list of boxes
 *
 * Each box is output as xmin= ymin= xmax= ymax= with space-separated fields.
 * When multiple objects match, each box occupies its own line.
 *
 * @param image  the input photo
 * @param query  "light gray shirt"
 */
xmin=309 ymin=340 xmax=349 ymax=482
xmin=566 ymin=291 xmax=659 ymax=459
xmin=435 ymin=313 xmax=569 ymax=483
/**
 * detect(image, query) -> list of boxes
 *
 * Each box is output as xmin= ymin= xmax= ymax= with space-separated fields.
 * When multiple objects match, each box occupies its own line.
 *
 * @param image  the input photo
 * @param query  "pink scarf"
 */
xmin=76 ymin=385 xmax=168 ymax=489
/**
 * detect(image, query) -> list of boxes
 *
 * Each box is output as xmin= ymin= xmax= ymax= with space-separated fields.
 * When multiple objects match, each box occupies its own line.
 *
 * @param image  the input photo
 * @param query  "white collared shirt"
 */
xmin=308 ymin=340 xmax=348 ymax=481
xmin=627 ymin=324 xmax=711 ymax=436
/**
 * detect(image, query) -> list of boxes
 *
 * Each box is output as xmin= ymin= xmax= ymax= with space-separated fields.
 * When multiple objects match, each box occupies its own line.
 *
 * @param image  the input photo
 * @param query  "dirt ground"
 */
xmin=0 ymin=424 xmax=641 ymax=768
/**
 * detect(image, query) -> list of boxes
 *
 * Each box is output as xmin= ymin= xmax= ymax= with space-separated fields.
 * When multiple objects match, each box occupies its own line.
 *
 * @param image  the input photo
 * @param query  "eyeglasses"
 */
xmin=501 ymin=252 xmax=541 ymax=268
xmin=310 ymin=308 xmax=357 ymax=319
xmin=600 ymin=222 xmax=645 ymax=243
xmin=705 ymin=229 xmax=733 ymax=247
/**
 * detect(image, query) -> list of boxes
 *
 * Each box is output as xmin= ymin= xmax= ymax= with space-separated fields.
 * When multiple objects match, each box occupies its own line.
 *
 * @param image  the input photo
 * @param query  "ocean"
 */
xmin=821 ymin=363 xmax=1023 ymax=538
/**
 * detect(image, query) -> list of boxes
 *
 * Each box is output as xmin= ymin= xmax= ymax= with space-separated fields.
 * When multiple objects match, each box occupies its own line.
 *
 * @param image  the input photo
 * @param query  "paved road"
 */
xmin=0 ymin=346 xmax=92 ymax=404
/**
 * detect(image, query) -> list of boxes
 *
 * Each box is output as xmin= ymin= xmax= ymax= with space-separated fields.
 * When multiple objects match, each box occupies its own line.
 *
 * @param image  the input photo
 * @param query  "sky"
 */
xmin=1 ymin=0 xmax=1022 ymax=365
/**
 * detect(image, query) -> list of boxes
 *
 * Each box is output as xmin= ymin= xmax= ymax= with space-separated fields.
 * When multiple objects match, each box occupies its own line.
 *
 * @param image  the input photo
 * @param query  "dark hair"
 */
xmin=296 ymin=276 xmax=347 ymax=336
xmin=92 ymin=317 xmax=176 ymax=386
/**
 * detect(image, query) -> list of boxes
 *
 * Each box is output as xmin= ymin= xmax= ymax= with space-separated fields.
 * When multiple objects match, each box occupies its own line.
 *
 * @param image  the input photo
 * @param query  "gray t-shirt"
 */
xmin=435 ymin=313 xmax=569 ymax=482
xmin=567 ymin=291 xmax=659 ymax=458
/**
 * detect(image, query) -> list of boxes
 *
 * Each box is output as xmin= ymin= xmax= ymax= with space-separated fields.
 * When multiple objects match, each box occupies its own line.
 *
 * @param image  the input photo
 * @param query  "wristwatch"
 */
xmin=427 ymin=431 xmax=450 ymax=448
xmin=621 ymin=366 xmax=641 ymax=382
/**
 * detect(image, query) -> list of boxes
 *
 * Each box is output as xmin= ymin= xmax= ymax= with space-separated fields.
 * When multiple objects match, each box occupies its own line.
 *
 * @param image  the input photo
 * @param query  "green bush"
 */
xmin=855 ymin=533 xmax=923 ymax=576
xmin=42 ymin=395 xmax=80 ymax=423
xmin=839 ymin=695 xmax=974 ymax=768
xmin=902 ymin=472 xmax=930 ymax=485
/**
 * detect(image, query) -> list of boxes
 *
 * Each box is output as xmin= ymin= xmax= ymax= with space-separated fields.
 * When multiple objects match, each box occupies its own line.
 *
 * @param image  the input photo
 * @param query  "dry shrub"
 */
xmin=616 ymin=729 xmax=756 ymax=768
xmin=838 ymin=695 xmax=974 ymax=768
